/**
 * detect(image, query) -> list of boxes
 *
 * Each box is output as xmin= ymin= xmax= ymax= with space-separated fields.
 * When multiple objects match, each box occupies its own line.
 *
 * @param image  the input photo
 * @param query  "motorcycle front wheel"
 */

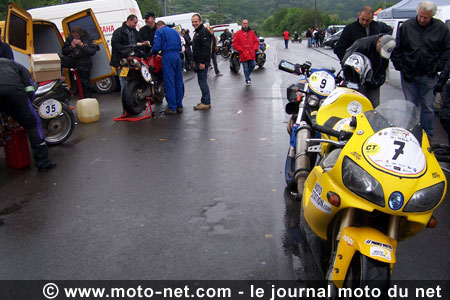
xmin=285 ymin=148 xmax=297 ymax=192
xmin=336 ymin=252 xmax=390 ymax=300
xmin=221 ymin=48 xmax=231 ymax=59
xmin=43 ymin=103 xmax=75 ymax=145
xmin=122 ymin=80 xmax=147 ymax=115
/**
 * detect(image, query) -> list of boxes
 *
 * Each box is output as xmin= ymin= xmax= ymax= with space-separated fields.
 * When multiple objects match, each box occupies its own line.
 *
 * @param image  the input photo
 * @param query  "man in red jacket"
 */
xmin=233 ymin=19 xmax=260 ymax=86
xmin=283 ymin=30 xmax=290 ymax=49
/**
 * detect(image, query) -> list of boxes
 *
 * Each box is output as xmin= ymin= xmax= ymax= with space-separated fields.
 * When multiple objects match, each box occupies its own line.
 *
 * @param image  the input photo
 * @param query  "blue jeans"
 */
xmin=401 ymin=73 xmax=437 ymax=136
xmin=307 ymin=37 xmax=312 ymax=48
xmin=284 ymin=39 xmax=289 ymax=48
xmin=242 ymin=60 xmax=256 ymax=82
xmin=196 ymin=65 xmax=210 ymax=105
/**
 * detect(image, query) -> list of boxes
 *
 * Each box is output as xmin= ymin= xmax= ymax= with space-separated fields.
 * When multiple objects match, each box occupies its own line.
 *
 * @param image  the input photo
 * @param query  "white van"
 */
xmin=28 ymin=0 xmax=143 ymax=93
xmin=155 ymin=12 xmax=199 ymax=36
xmin=28 ymin=0 xmax=143 ymax=47
xmin=5 ymin=3 xmax=113 ymax=89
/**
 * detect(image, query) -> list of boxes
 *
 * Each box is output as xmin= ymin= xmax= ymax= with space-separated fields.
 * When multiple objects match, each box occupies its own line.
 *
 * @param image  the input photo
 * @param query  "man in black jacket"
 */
xmin=334 ymin=6 xmax=392 ymax=61
xmin=391 ymin=1 xmax=450 ymax=137
xmin=139 ymin=11 xmax=156 ymax=56
xmin=61 ymin=26 xmax=97 ymax=98
xmin=0 ymin=59 xmax=56 ymax=171
xmin=191 ymin=13 xmax=212 ymax=110
xmin=343 ymin=34 xmax=396 ymax=107
xmin=434 ymin=56 xmax=450 ymax=145
xmin=110 ymin=15 xmax=150 ymax=94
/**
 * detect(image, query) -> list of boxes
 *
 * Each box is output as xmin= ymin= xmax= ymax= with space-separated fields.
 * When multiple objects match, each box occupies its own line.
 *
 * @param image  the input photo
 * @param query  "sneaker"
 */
xmin=38 ymin=161 xmax=57 ymax=172
xmin=194 ymin=103 xmax=211 ymax=110
xmin=177 ymin=107 xmax=183 ymax=113
xmin=164 ymin=108 xmax=177 ymax=115
xmin=216 ymin=73 xmax=223 ymax=77
xmin=246 ymin=80 xmax=251 ymax=86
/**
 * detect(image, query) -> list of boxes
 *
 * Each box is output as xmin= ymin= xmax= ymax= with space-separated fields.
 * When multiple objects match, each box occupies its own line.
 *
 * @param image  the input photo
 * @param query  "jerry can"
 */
xmin=76 ymin=98 xmax=100 ymax=123
xmin=3 ymin=126 xmax=31 ymax=169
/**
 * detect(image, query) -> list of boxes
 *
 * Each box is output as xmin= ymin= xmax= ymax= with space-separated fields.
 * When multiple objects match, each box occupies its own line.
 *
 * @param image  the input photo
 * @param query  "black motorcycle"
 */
xmin=229 ymin=48 xmax=241 ymax=73
xmin=219 ymin=38 xmax=232 ymax=59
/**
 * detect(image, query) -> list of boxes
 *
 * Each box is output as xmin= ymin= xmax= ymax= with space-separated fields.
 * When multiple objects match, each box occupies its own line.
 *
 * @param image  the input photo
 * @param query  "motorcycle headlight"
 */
xmin=307 ymin=94 xmax=320 ymax=107
xmin=403 ymin=182 xmax=445 ymax=212
xmin=342 ymin=156 xmax=385 ymax=207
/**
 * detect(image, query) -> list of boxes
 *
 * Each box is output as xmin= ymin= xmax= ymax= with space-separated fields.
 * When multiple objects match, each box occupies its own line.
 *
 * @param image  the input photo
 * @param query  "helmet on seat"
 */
xmin=343 ymin=52 xmax=373 ymax=87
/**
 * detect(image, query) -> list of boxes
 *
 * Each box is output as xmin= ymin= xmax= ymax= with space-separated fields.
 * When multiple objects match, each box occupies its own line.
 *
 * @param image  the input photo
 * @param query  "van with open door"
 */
xmin=4 ymin=3 xmax=114 ymax=92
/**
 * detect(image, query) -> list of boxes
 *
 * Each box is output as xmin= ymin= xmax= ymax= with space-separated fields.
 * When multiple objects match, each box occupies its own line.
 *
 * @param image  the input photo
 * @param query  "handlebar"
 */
xmin=311 ymin=123 xmax=353 ymax=141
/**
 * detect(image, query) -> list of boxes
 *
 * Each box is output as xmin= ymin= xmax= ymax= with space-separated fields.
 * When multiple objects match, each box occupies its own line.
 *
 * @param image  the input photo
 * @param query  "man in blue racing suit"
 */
xmin=152 ymin=21 xmax=184 ymax=115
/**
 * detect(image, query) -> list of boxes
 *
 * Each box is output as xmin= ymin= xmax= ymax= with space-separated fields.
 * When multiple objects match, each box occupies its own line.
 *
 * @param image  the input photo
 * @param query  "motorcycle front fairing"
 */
xmin=302 ymin=100 xmax=447 ymax=285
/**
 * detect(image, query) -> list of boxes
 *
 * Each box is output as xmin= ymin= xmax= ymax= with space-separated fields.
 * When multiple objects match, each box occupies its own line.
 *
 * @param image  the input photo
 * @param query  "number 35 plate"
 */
xmin=38 ymin=99 xmax=62 ymax=119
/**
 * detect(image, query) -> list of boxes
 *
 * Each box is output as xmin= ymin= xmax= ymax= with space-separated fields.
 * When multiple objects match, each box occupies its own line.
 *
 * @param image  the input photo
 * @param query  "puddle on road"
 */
xmin=189 ymin=201 xmax=232 ymax=235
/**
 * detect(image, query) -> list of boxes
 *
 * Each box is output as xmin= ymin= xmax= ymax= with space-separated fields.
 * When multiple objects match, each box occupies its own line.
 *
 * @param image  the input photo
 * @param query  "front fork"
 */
xmin=327 ymin=209 xmax=400 ymax=288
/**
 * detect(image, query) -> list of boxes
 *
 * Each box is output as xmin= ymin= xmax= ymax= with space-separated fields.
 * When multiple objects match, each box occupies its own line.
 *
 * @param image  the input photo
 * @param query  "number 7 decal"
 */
xmin=392 ymin=141 xmax=405 ymax=160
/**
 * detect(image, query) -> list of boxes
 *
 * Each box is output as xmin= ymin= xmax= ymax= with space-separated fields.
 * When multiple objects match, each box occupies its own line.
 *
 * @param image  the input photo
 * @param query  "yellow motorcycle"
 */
xmin=300 ymin=96 xmax=448 ymax=297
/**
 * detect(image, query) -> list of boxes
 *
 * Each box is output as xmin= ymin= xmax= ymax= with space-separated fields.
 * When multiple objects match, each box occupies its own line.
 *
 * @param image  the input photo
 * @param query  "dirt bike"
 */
xmin=256 ymin=38 xmax=268 ymax=68
xmin=119 ymin=45 xmax=165 ymax=115
xmin=219 ymin=38 xmax=232 ymax=59
xmin=278 ymin=60 xmax=339 ymax=194
xmin=299 ymin=97 xmax=449 ymax=298
xmin=229 ymin=48 xmax=241 ymax=73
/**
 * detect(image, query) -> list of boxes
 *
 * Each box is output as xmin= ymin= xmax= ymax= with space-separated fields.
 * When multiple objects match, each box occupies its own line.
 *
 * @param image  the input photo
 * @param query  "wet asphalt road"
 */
xmin=0 ymin=38 xmax=449 ymax=281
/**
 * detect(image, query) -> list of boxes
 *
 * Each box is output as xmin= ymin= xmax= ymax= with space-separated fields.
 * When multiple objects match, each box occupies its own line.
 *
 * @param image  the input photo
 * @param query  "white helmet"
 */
xmin=343 ymin=52 xmax=373 ymax=87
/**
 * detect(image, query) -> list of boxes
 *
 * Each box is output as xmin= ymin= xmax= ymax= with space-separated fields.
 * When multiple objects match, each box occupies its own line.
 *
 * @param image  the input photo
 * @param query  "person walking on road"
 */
xmin=208 ymin=26 xmax=223 ymax=77
xmin=0 ymin=58 xmax=56 ymax=172
xmin=306 ymin=28 xmax=313 ymax=48
xmin=334 ymin=6 xmax=392 ymax=61
xmin=391 ymin=1 xmax=450 ymax=137
xmin=343 ymin=34 xmax=396 ymax=107
xmin=152 ymin=21 xmax=184 ymax=115
xmin=283 ymin=30 xmax=290 ymax=49
xmin=233 ymin=19 xmax=259 ymax=86
xmin=191 ymin=13 xmax=212 ymax=110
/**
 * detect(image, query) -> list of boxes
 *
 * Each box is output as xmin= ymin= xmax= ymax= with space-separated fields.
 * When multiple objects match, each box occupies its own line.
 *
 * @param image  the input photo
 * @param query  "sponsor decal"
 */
xmin=102 ymin=25 xmax=115 ymax=33
xmin=370 ymin=246 xmax=392 ymax=261
xmin=350 ymin=152 xmax=362 ymax=160
xmin=343 ymin=235 xmax=354 ymax=246
xmin=365 ymin=239 xmax=393 ymax=250
xmin=365 ymin=143 xmax=380 ymax=155
xmin=310 ymin=182 xmax=332 ymax=214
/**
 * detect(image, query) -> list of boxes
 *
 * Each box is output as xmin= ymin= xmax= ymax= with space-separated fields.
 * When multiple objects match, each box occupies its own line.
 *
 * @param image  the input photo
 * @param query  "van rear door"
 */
xmin=5 ymin=3 xmax=34 ymax=68
xmin=62 ymin=9 xmax=115 ymax=83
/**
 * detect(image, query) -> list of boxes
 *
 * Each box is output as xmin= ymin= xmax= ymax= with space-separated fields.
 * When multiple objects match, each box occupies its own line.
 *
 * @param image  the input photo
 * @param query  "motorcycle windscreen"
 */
xmin=5 ymin=3 xmax=34 ymax=69
xmin=62 ymin=9 xmax=115 ymax=82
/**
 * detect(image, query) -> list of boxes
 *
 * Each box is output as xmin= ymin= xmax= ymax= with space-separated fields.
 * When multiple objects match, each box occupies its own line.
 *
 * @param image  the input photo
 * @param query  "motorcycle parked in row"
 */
xmin=256 ymin=37 xmax=268 ymax=68
xmin=278 ymin=60 xmax=340 ymax=194
xmin=299 ymin=98 xmax=448 ymax=297
xmin=218 ymin=38 xmax=232 ymax=59
xmin=119 ymin=46 xmax=165 ymax=115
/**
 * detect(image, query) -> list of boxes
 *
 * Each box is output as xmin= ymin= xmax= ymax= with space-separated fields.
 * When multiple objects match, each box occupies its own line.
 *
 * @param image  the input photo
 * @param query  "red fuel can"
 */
xmin=3 ymin=126 xmax=31 ymax=169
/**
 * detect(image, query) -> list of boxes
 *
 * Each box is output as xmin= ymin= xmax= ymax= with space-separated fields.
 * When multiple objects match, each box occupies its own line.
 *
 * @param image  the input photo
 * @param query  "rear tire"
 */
xmin=122 ymin=80 xmax=147 ymax=115
xmin=43 ymin=103 xmax=75 ymax=145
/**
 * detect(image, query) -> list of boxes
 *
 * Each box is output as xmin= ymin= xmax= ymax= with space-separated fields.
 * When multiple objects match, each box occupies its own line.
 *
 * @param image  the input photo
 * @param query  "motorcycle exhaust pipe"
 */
xmin=295 ymin=127 xmax=311 ymax=198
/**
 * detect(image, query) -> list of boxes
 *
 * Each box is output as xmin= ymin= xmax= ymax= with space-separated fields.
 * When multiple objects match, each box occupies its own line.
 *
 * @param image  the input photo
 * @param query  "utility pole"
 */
xmin=314 ymin=0 xmax=317 ymax=28
xmin=162 ymin=0 xmax=167 ymax=16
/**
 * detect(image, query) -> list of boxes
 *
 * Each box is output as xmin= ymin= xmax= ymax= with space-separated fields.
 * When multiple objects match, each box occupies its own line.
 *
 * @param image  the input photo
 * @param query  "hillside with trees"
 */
xmin=1 ymin=0 xmax=399 ymax=35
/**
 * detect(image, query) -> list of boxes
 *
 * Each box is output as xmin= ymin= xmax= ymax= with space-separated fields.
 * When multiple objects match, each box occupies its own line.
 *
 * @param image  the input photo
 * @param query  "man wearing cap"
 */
xmin=343 ymin=34 xmax=396 ymax=107
xmin=140 ymin=12 xmax=157 ymax=49
xmin=391 ymin=1 xmax=450 ymax=137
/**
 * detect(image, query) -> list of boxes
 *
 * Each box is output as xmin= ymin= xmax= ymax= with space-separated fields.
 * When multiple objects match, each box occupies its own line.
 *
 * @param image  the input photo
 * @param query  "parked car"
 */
xmin=323 ymin=29 xmax=343 ymax=48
